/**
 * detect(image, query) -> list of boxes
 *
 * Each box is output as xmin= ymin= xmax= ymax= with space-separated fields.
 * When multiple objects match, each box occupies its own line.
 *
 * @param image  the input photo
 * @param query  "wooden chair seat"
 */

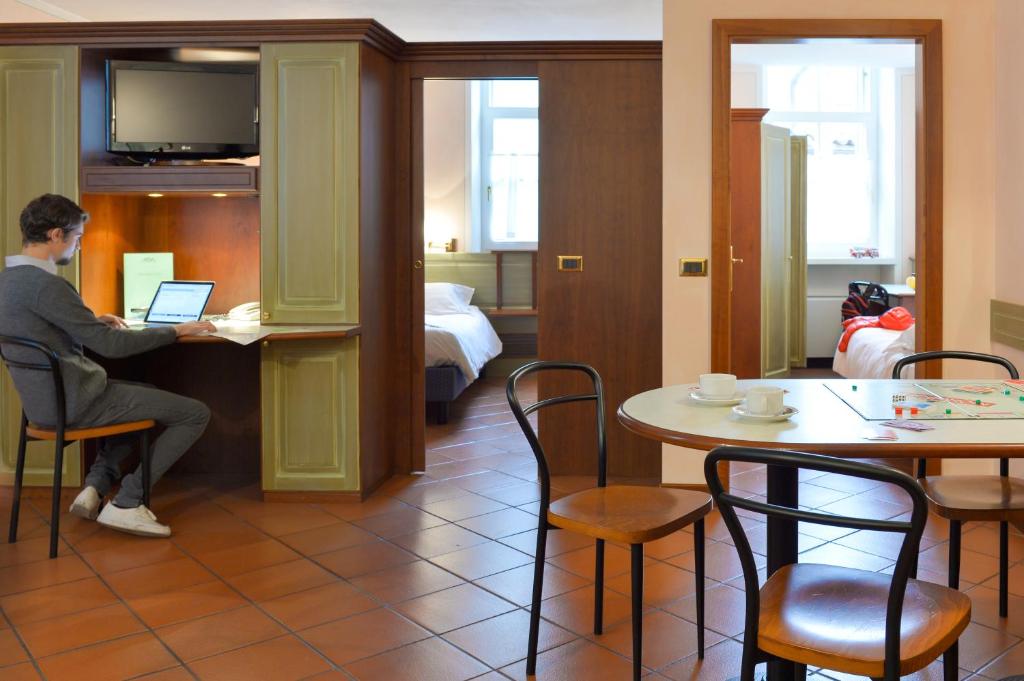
xmin=26 ymin=419 xmax=156 ymax=442
xmin=921 ymin=475 xmax=1024 ymax=522
xmin=758 ymin=563 xmax=971 ymax=677
xmin=548 ymin=485 xmax=712 ymax=544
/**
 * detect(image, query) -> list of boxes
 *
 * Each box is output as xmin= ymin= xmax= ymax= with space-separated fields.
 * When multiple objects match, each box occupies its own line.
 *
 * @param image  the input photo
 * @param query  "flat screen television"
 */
xmin=106 ymin=60 xmax=259 ymax=159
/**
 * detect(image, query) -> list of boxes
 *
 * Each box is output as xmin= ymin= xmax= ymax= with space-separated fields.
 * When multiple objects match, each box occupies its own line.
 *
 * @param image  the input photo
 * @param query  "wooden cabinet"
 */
xmin=259 ymin=43 xmax=360 ymax=325
xmin=261 ymin=337 xmax=360 ymax=493
xmin=0 ymin=46 xmax=82 ymax=486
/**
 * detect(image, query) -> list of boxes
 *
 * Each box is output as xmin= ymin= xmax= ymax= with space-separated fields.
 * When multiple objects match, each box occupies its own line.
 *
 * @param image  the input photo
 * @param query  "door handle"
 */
xmin=730 ymin=245 xmax=743 ymax=293
xmin=414 ymin=259 xmax=423 ymax=270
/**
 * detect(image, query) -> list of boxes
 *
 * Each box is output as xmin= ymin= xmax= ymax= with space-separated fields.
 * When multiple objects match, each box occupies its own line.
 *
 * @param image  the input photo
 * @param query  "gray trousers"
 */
xmin=73 ymin=380 xmax=210 ymax=508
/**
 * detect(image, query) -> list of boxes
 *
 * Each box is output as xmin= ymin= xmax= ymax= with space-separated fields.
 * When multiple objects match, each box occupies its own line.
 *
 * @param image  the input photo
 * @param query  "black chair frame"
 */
xmin=893 ymin=350 xmax=1020 ymax=617
xmin=507 ymin=361 xmax=705 ymax=679
xmin=0 ymin=335 xmax=152 ymax=558
xmin=705 ymin=446 xmax=957 ymax=681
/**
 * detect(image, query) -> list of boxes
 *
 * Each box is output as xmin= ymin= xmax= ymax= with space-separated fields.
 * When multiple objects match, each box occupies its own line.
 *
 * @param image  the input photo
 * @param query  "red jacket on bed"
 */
xmin=838 ymin=306 xmax=915 ymax=352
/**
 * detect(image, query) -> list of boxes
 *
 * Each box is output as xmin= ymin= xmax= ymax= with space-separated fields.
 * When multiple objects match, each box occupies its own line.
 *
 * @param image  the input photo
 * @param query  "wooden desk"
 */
xmin=618 ymin=379 xmax=1024 ymax=681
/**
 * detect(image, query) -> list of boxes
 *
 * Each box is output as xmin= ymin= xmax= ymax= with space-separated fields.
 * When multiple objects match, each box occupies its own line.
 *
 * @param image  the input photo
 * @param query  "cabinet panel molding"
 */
xmin=0 ymin=46 xmax=81 ymax=487
xmin=260 ymin=43 xmax=360 ymax=324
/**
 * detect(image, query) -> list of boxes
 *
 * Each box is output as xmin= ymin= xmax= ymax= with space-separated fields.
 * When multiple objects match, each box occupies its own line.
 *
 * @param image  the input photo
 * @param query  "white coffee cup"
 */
xmin=698 ymin=373 xmax=737 ymax=398
xmin=745 ymin=386 xmax=785 ymax=416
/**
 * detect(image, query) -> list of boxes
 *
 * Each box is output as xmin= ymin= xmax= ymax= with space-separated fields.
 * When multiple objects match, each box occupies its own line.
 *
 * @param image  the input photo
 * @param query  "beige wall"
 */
xmin=423 ymin=80 xmax=470 ymax=250
xmin=663 ymin=0 xmax=999 ymax=482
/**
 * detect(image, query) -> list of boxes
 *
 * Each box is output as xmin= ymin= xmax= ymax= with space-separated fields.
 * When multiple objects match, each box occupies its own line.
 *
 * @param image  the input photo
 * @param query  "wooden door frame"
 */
xmin=711 ymin=19 xmax=943 ymax=378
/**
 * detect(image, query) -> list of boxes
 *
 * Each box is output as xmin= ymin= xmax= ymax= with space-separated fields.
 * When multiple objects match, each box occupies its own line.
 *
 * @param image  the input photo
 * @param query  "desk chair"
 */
xmin=0 ymin=336 xmax=154 ymax=558
xmin=892 ymin=350 xmax=1023 ymax=617
xmin=706 ymin=447 xmax=970 ymax=681
xmin=507 ymin=361 xmax=711 ymax=681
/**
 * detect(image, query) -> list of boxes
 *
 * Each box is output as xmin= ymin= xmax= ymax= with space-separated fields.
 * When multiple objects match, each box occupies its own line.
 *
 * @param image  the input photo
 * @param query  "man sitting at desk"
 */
xmin=0 ymin=194 xmax=215 ymax=537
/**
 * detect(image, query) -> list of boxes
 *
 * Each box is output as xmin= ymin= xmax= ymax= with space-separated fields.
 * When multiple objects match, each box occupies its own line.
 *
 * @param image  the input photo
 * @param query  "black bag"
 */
xmin=841 ymin=280 xmax=890 ymax=322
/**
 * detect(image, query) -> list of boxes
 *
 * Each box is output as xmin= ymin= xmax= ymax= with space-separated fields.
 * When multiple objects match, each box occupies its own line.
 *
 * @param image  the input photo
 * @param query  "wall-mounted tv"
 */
xmin=106 ymin=60 xmax=259 ymax=160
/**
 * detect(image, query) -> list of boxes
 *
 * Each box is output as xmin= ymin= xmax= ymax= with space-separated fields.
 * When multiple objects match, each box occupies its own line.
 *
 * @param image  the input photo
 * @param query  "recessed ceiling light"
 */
xmin=211 ymin=192 xmax=227 ymax=198
xmin=147 ymin=193 xmax=163 ymax=198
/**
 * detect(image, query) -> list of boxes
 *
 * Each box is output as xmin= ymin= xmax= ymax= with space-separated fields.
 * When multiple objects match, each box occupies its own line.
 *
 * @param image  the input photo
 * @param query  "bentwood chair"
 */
xmin=0 ymin=336 xmax=155 ymax=558
xmin=892 ymin=350 xmax=1024 ymax=617
xmin=507 ymin=361 xmax=711 ymax=681
xmin=706 ymin=447 xmax=970 ymax=681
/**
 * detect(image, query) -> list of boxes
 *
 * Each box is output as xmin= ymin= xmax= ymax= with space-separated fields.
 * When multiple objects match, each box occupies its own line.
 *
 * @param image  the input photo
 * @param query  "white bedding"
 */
xmin=833 ymin=324 xmax=915 ymax=379
xmin=425 ymin=306 xmax=503 ymax=381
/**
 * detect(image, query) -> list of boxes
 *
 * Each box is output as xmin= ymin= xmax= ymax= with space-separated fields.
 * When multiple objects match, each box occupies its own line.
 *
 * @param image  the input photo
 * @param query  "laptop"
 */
xmin=127 ymin=280 xmax=215 ymax=327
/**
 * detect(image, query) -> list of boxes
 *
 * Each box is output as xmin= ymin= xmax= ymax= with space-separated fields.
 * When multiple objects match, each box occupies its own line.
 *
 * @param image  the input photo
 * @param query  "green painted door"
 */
xmin=0 ymin=46 xmax=81 ymax=486
xmin=260 ymin=43 xmax=360 ymax=325
xmin=261 ymin=337 xmax=359 ymax=491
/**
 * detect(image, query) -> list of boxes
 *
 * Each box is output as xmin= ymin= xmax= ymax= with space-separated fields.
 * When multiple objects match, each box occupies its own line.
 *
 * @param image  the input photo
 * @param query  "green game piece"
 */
xmin=1020 ymin=395 xmax=1024 ymax=402
xmin=976 ymin=399 xmax=982 ymax=405
xmin=945 ymin=408 xmax=952 ymax=415
xmin=1007 ymin=389 xmax=1013 ymax=396
xmin=852 ymin=385 xmax=857 ymax=391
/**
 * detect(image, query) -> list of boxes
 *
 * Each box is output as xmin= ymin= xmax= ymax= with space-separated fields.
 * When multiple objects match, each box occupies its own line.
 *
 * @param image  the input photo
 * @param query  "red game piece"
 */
xmin=911 ymin=407 xmax=919 ymax=415
xmin=895 ymin=407 xmax=903 ymax=416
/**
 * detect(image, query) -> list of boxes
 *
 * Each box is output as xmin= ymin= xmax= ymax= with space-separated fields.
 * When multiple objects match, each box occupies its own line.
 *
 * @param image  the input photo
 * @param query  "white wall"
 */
xmin=664 ymin=0 xmax=998 ymax=483
xmin=423 ymin=80 xmax=470 ymax=250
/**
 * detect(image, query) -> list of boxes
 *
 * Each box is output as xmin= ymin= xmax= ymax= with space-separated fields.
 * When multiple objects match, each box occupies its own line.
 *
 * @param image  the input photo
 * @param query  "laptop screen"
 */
xmin=144 ymin=281 xmax=215 ymax=323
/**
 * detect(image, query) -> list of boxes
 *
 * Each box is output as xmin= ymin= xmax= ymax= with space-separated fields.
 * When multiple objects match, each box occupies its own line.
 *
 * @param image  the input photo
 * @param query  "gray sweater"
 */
xmin=0 ymin=262 xmax=176 ymax=425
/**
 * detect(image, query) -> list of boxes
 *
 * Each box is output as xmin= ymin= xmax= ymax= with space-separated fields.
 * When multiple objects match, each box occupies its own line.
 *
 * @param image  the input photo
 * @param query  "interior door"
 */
xmin=789 ymin=136 xmax=808 ymax=368
xmin=537 ymin=60 xmax=662 ymax=478
xmin=761 ymin=123 xmax=791 ymax=379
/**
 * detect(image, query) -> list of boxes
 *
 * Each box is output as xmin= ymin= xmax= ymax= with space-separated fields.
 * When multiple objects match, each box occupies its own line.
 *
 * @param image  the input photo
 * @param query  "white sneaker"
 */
xmin=96 ymin=504 xmax=171 ymax=538
xmin=68 ymin=486 xmax=101 ymax=520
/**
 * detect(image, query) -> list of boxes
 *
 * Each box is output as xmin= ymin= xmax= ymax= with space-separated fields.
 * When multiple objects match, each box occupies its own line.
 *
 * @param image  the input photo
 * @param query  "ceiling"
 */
xmin=0 ymin=0 xmax=662 ymax=41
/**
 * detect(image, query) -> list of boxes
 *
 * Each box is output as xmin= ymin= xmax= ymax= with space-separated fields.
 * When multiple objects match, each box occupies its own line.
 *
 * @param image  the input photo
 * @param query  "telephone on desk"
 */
xmin=228 ymin=301 xmax=261 ymax=322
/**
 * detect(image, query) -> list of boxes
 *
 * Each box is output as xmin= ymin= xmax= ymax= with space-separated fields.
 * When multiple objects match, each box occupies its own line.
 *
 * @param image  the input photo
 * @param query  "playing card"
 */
xmin=881 ymin=420 xmax=935 ymax=432
xmin=862 ymin=427 xmax=898 ymax=441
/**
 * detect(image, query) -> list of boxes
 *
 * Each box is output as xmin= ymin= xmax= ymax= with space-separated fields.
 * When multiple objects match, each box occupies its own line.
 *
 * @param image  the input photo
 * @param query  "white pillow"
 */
xmin=425 ymin=282 xmax=474 ymax=314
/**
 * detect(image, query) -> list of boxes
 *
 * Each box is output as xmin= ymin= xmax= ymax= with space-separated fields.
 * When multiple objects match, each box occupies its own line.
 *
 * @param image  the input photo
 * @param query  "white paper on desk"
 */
xmin=208 ymin=320 xmax=269 ymax=346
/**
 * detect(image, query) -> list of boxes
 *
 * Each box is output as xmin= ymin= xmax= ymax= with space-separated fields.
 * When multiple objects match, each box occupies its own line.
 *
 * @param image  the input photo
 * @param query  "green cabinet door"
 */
xmin=261 ymin=338 xmax=360 ymax=492
xmin=0 ymin=46 xmax=81 ymax=487
xmin=260 ymin=43 xmax=360 ymax=325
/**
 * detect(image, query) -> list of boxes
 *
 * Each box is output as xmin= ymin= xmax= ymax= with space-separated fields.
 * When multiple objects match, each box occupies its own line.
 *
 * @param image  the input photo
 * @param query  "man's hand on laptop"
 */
xmin=98 ymin=314 xmax=129 ymax=329
xmin=174 ymin=321 xmax=217 ymax=337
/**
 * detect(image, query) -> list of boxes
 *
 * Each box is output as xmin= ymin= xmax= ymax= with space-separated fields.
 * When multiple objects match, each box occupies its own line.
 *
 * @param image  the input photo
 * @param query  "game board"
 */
xmin=826 ymin=380 xmax=1024 ymax=420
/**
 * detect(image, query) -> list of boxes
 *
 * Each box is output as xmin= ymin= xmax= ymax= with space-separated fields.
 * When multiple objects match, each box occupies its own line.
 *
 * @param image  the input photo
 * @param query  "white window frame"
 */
xmin=479 ymin=80 xmax=538 ymax=252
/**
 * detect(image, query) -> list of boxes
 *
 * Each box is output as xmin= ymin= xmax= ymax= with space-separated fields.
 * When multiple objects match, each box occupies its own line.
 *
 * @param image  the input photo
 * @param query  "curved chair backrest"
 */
xmin=704 ymin=446 xmax=928 ymax=681
xmin=892 ymin=350 xmax=1020 ymax=380
xmin=0 ymin=335 xmax=66 ymax=429
xmin=507 ymin=361 xmax=606 ymax=514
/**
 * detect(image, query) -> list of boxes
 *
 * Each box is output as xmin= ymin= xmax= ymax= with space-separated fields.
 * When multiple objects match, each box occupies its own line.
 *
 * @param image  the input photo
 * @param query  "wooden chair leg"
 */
xmin=943 ymin=640 xmax=958 ymax=681
xmin=695 ymin=518 xmax=705 ymax=659
xmin=948 ymin=520 xmax=962 ymax=590
xmin=526 ymin=520 xmax=548 ymax=676
xmin=49 ymin=435 xmax=65 ymax=559
xmin=140 ymin=430 xmax=151 ymax=509
xmin=794 ymin=662 xmax=807 ymax=680
xmin=630 ymin=543 xmax=643 ymax=681
xmin=594 ymin=538 xmax=605 ymax=635
xmin=8 ymin=414 xmax=28 ymax=544
xmin=1000 ymin=520 xmax=1009 ymax=618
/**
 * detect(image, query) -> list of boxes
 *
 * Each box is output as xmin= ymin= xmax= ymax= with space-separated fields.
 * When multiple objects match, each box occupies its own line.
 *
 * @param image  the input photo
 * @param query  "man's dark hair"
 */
xmin=19 ymin=194 xmax=89 ymax=246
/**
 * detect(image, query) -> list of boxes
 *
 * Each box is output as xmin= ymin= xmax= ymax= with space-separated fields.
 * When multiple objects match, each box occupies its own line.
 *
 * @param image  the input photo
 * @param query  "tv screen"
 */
xmin=107 ymin=60 xmax=259 ymax=159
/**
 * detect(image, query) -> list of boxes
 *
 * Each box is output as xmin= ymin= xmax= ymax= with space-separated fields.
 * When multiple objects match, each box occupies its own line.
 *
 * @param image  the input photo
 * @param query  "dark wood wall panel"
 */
xmin=358 ymin=45 xmax=401 ymax=493
xmin=537 ymin=59 xmax=662 ymax=478
xmin=79 ymin=194 xmax=260 ymax=316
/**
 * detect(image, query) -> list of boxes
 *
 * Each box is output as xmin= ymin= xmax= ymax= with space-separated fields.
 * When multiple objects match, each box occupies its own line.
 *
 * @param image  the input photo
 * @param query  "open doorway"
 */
xmin=729 ymin=41 xmax=919 ymax=381
xmin=420 ymin=78 xmax=540 ymax=443
xmin=710 ymin=20 xmax=943 ymax=381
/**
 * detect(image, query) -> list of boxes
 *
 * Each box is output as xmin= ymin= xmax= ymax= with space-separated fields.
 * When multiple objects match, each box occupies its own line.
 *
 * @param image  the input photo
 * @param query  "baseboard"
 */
xmin=262 ymin=489 xmax=363 ymax=503
xmin=661 ymin=482 xmax=710 ymax=493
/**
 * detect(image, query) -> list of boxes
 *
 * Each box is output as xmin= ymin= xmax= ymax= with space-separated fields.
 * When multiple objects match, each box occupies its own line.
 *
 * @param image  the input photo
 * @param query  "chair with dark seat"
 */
xmin=892 ymin=350 xmax=1023 ymax=618
xmin=705 ymin=446 xmax=970 ymax=681
xmin=507 ymin=361 xmax=711 ymax=681
xmin=0 ymin=335 xmax=154 ymax=558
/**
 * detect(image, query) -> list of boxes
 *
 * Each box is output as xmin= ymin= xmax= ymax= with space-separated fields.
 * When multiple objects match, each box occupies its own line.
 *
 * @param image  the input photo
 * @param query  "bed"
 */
xmin=833 ymin=324 xmax=915 ymax=379
xmin=424 ymin=283 xmax=503 ymax=423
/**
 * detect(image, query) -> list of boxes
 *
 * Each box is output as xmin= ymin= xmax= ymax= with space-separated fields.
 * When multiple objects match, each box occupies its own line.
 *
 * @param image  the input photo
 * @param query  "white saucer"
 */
xmin=689 ymin=389 xmax=746 ymax=406
xmin=731 ymin=404 xmax=799 ymax=422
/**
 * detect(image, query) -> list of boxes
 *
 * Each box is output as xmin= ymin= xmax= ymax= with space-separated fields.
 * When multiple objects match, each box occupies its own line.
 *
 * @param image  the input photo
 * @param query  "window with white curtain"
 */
xmin=763 ymin=65 xmax=897 ymax=262
xmin=480 ymin=80 xmax=538 ymax=251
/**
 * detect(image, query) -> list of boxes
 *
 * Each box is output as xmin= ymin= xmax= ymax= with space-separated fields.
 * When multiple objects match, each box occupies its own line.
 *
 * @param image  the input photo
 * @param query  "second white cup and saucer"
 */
xmin=690 ymin=373 xmax=746 ymax=406
xmin=732 ymin=385 xmax=799 ymax=422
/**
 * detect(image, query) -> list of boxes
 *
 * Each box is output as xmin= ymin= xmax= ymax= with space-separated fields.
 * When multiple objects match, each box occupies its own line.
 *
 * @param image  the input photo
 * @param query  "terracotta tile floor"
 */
xmin=0 ymin=376 xmax=1023 ymax=679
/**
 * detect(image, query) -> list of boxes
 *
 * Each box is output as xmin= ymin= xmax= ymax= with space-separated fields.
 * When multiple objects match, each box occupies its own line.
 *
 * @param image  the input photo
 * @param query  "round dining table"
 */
xmin=618 ymin=378 xmax=1024 ymax=681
